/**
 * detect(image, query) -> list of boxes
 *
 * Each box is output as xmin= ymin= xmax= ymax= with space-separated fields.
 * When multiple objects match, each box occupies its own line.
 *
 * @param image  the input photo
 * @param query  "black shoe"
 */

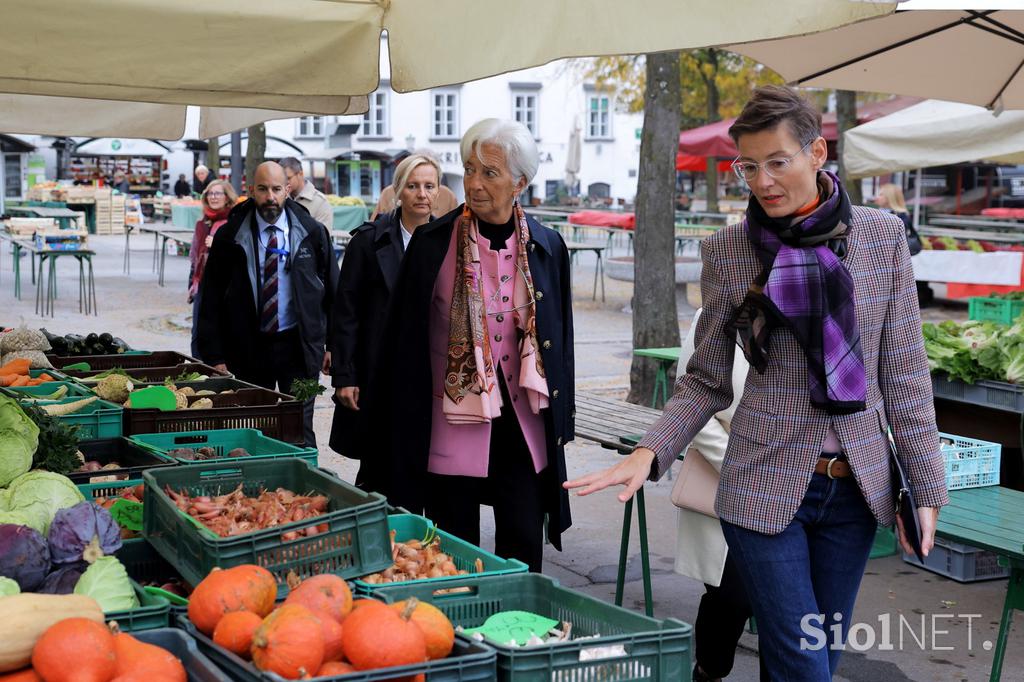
xmin=693 ymin=665 xmax=721 ymax=682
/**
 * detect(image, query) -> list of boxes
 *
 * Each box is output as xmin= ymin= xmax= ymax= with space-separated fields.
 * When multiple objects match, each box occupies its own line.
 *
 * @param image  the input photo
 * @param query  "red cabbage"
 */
xmin=47 ymin=501 xmax=122 ymax=565
xmin=0 ymin=523 xmax=50 ymax=591
xmin=38 ymin=562 xmax=86 ymax=594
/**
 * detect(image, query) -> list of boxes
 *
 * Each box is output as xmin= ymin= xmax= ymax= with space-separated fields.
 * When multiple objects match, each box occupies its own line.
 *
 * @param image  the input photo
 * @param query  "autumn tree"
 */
xmin=835 ymin=90 xmax=863 ymax=204
xmin=244 ymin=124 xmax=266 ymax=191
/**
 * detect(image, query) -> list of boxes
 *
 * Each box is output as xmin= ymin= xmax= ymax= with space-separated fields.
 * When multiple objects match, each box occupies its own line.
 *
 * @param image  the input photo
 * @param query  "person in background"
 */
xmin=567 ymin=86 xmax=948 ymax=681
xmin=174 ymin=173 xmax=191 ymax=198
xmin=328 ymin=154 xmax=442 ymax=483
xmin=197 ymin=162 xmax=339 ymax=447
xmin=188 ymin=179 xmax=238 ymax=359
xmin=113 ymin=172 xmax=130 ymax=194
xmin=876 ymin=182 xmax=932 ymax=306
xmin=280 ymin=157 xmax=333 ymax=230
xmin=193 ymin=164 xmax=212 ymax=195
xmin=370 ymin=149 xmax=459 ymax=220
xmin=363 ymin=119 xmax=575 ymax=573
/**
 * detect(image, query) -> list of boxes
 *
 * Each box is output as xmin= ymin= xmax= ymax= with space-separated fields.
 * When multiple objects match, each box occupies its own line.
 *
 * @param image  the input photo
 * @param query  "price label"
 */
xmin=108 ymin=499 xmax=144 ymax=532
xmin=463 ymin=611 xmax=560 ymax=646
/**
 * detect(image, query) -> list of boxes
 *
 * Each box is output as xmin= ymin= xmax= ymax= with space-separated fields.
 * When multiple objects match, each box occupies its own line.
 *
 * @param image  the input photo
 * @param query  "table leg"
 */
xmin=598 ymin=251 xmax=606 ymax=302
xmin=13 ymin=245 xmax=20 ymax=300
xmin=990 ymin=562 xmax=1024 ymax=682
xmin=152 ymin=232 xmax=160 ymax=272
xmin=614 ymin=497 xmax=633 ymax=608
xmin=606 ymin=230 xmax=615 ymax=257
xmin=652 ymin=364 xmax=669 ymax=408
xmin=88 ymin=257 xmax=97 ymax=315
xmin=33 ymin=255 xmax=42 ymax=316
xmin=591 ymin=249 xmax=599 ymax=301
xmin=30 ymin=251 xmax=35 ymax=286
xmin=635 ymin=486 xmax=653 ymax=618
xmin=78 ymin=256 xmax=85 ymax=314
xmin=123 ymin=228 xmax=131 ymax=275
xmin=47 ymin=256 xmax=56 ymax=317
xmin=159 ymin=237 xmax=168 ymax=287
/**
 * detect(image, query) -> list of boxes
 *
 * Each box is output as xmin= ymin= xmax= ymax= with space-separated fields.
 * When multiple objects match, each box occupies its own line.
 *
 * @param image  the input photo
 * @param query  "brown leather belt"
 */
xmin=816 ymin=456 xmax=852 ymax=479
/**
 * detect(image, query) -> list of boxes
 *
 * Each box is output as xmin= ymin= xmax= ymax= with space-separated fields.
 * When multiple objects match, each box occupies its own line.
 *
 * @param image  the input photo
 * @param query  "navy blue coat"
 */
xmin=363 ymin=207 xmax=575 ymax=549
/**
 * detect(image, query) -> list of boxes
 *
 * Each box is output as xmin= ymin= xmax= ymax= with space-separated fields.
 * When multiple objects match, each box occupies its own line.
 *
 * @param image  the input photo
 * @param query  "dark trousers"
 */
xmin=423 ymin=389 xmax=548 ymax=573
xmin=242 ymin=327 xmax=317 ymax=448
xmin=190 ymin=291 xmax=202 ymax=360
xmin=695 ymin=553 xmax=769 ymax=681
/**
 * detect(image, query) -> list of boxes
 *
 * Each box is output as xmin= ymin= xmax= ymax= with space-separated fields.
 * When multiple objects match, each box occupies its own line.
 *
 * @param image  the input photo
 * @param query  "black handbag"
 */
xmin=888 ymin=430 xmax=925 ymax=562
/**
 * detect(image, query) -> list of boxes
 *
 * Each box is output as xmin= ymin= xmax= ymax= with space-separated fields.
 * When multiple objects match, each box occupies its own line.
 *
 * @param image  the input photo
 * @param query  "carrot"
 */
xmin=0 ymin=358 xmax=31 ymax=376
xmin=26 ymin=378 xmax=44 ymax=386
xmin=9 ymin=375 xmax=30 ymax=387
xmin=0 ymin=374 xmax=15 ymax=386
xmin=37 ymin=373 xmax=54 ymax=382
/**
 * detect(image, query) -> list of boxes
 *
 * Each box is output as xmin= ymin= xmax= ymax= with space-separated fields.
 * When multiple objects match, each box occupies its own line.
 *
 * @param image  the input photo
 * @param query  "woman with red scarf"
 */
xmin=189 ymin=179 xmax=237 ymax=358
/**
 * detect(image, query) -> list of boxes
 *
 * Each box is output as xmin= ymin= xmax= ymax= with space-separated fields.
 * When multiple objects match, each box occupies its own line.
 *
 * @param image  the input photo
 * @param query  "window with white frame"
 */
xmin=586 ymin=92 xmax=612 ymax=139
xmin=431 ymin=90 xmax=459 ymax=139
xmin=296 ymin=116 xmax=324 ymax=138
xmin=360 ymin=90 xmax=390 ymax=138
xmin=511 ymin=92 xmax=539 ymax=138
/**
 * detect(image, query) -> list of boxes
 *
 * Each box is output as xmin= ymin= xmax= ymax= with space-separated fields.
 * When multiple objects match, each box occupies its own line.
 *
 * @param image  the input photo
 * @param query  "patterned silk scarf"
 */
xmin=444 ymin=201 xmax=548 ymax=424
xmin=728 ymin=171 xmax=867 ymax=415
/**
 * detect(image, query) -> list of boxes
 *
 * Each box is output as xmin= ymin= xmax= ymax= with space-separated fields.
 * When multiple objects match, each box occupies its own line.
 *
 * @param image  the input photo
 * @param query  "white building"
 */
xmin=7 ymin=55 xmax=645 ymax=207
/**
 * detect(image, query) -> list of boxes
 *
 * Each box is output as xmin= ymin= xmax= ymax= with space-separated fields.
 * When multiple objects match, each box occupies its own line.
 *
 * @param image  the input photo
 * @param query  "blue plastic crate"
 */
xmin=939 ymin=432 xmax=1001 ymax=490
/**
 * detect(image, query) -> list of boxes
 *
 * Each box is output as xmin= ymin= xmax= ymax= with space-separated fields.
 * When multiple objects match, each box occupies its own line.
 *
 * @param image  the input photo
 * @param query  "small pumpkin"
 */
xmin=112 ymin=629 xmax=186 ymax=681
xmin=213 ymin=611 xmax=263 ymax=660
xmin=0 ymin=670 xmax=42 ymax=682
xmin=251 ymin=605 xmax=325 ymax=680
xmin=309 ymin=611 xmax=345 ymax=663
xmin=188 ymin=565 xmax=277 ymax=635
xmin=283 ymin=574 xmax=353 ymax=624
xmin=391 ymin=599 xmax=454 ymax=660
xmin=342 ymin=598 xmax=426 ymax=671
xmin=31 ymin=618 xmax=116 ymax=682
xmin=315 ymin=661 xmax=356 ymax=676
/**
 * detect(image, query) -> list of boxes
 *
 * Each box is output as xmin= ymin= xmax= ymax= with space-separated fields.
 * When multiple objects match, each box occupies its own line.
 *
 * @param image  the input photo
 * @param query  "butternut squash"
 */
xmin=0 ymin=594 xmax=104 ymax=672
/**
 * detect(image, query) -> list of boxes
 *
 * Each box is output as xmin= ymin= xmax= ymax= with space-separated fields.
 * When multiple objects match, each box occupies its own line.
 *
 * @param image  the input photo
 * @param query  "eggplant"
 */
xmin=85 ymin=333 xmax=99 ymax=345
xmin=98 ymin=332 xmax=113 ymax=345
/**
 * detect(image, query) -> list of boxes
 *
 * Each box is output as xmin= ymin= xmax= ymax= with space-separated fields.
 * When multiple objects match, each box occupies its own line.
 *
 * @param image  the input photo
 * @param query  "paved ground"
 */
xmin=6 ymin=228 xmax=1019 ymax=681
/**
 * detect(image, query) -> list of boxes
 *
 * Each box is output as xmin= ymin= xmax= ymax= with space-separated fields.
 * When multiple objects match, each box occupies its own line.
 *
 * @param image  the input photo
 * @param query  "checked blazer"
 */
xmin=637 ymin=206 xmax=949 ymax=535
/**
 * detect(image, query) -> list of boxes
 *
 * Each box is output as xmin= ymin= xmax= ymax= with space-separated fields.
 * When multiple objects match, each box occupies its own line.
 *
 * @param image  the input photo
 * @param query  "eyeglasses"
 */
xmin=206 ymin=191 xmax=226 ymax=198
xmin=485 ymin=264 xmax=535 ymax=317
xmin=731 ymin=139 xmax=814 ymax=182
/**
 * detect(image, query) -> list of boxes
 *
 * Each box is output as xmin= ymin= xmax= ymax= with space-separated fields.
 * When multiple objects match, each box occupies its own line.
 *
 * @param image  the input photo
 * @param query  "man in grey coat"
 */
xmin=281 ymin=157 xmax=333 ymax=230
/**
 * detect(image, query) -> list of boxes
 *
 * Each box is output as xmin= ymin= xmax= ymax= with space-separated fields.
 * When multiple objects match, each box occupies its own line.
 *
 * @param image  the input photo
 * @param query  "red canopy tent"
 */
xmin=677 ymin=95 xmax=921 ymax=159
xmin=675 ymin=153 xmax=733 ymax=172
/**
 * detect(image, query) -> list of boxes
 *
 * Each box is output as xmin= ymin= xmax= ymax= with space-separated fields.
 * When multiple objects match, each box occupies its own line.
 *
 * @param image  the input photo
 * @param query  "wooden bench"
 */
xmin=574 ymin=390 xmax=662 ymax=616
xmin=937 ymin=486 xmax=1024 ymax=681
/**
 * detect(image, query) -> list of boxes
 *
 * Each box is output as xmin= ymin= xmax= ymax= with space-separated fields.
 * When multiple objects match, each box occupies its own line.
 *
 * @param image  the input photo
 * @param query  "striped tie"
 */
xmin=260 ymin=227 xmax=279 ymax=333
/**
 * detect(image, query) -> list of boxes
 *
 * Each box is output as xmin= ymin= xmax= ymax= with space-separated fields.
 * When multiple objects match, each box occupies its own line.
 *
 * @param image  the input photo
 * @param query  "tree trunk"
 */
xmin=703 ymin=49 xmax=721 ymax=214
xmin=628 ymin=52 xmax=683 ymax=405
xmin=205 ymin=137 xmax=220 ymax=179
xmin=835 ymin=90 xmax=862 ymax=205
xmin=244 ymin=124 xmax=266 ymax=192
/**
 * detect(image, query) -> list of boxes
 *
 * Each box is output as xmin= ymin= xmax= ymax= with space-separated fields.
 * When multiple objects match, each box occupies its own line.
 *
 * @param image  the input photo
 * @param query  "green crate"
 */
xmin=375 ymin=573 xmax=692 ymax=682
xmin=178 ymin=614 xmax=495 ymax=682
xmin=2 ymin=380 xmax=93 ymax=398
xmin=134 ymin=629 xmax=232 ymax=682
xmin=106 ymin=580 xmax=172 ymax=632
xmin=36 ymin=396 xmax=123 ymax=440
xmin=968 ymin=296 xmax=1024 ymax=325
xmin=129 ymin=428 xmax=316 ymax=466
xmin=77 ymin=478 xmax=146 ymax=543
xmin=870 ymin=525 xmax=897 ymax=559
xmin=142 ymin=459 xmax=391 ymax=594
xmin=29 ymin=368 xmax=68 ymax=381
xmin=353 ymin=514 xmax=528 ymax=595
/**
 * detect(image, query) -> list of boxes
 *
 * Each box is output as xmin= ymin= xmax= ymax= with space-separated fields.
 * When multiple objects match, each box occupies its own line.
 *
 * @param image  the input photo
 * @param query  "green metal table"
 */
xmin=937 ymin=486 xmax=1024 ymax=681
xmin=633 ymin=346 xmax=681 ymax=408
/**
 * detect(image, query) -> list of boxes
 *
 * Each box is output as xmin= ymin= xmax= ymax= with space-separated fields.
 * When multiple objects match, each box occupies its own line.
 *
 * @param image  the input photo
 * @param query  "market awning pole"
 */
xmin=230 ymin=131 xmax=243 ymax=195
xmin=913 ymin=168 xmax=922 ymax=229
xmin=0 ymin=152 xmax=6 ymax=215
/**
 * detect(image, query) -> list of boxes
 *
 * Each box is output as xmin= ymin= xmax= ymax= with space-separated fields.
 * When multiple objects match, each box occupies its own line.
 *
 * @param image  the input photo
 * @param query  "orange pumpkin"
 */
xmin=112 ymin=631 xmax=186 ymax=682
xmin=188 ymin=565 xmax=277 ymax=635
xmin=251 ymin=605 xmax=325 ymax=679
xmin=0 ymin=670 xmax=42 ymax=681
xmin=213 ymin=610 xmax=263 ymax=660
xmin=315 ymin=661 xmax=357 ymax=676
xmin=341 ymin=598 xmax=426 ymax=671
xmin=283 ymin=575 xmax=353 ymax=624
xmin=31 ymin=618 xmax=117 ymax=682
xmin=309 ymin=611 xmax=345 ymax=663
xmin=390 ymin=600 xmax=454 ymax=660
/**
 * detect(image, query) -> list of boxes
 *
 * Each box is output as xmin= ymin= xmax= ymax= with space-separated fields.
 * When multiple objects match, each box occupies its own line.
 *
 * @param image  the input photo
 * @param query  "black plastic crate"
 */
xmin=69 ymin=437 xmax=176 ymax=484
xmin=64 ymin=362 xmax=231 ymax=383
xmin=48 ymin=351 xmax=197 ymax=371
xmin=134 ymin=628 xmax=232 ymax=682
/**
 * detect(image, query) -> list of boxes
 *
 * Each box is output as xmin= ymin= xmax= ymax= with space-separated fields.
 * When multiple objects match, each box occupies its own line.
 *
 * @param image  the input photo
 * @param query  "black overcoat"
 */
xmin=363 ymin=207 xmax=575 ymax=549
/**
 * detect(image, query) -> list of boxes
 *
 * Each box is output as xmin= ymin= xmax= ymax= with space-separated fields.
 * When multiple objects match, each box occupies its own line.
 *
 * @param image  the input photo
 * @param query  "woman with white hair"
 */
xmin=363 ymin=118 xmax=575 ymax=571
xmin=328 ymin=153 xmax=442 ymax=472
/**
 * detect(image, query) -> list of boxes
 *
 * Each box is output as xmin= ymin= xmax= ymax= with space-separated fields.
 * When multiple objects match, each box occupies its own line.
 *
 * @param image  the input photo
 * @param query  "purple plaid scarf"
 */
xmin=729 ymin=171 xmax=867 ymax=415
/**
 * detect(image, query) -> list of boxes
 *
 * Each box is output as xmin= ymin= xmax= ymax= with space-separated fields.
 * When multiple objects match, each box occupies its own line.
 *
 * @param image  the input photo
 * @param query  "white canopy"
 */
xmin=0 ymin=0 xmax=895 ymax=138
xmin=843 ymin=99 xmax=1024 ymax=178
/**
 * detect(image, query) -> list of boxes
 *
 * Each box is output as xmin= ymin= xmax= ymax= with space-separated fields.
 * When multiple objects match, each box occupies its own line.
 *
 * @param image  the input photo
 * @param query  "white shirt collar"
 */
xmin=399 ymin=218 xmax=414 ymax=250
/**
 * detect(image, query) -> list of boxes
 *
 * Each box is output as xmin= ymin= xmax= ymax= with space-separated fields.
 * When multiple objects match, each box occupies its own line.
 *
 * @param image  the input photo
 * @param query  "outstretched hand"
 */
xmin=563 ymin=448 xmax=657 ymax=503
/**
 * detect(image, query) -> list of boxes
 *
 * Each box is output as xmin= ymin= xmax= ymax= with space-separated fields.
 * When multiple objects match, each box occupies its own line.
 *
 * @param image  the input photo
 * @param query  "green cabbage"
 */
xmin=0 ymin=395 xmax=37 ymax=487
xmin=0 ymin=576 xmax=19 ymax=596
xmin=73 ymin=556 xmax=138 ymax=612
xmin=0 ymin=509 xmax=47 ymax=535
xmin=6 ymin=471 xmax=84 ymax=534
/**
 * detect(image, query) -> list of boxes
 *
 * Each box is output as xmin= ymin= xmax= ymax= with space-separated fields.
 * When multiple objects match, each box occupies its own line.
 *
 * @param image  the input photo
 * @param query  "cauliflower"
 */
xmin=95 ymin=375 xmax=133 ymax=403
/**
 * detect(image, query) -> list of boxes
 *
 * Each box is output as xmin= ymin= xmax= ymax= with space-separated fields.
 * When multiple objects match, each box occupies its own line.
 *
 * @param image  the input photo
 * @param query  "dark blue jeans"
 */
xmin=721 ymin=472 xmax=877 ymax=681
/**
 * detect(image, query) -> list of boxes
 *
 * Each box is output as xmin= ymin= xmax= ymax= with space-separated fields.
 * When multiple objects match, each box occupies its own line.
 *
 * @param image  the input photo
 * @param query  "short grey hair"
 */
xmin=279 ymin=157 xmax=303 ymax=174
xmin=392 ymin=154 xmax=442 ymax=195
xmin=460 ymin=118 xmax=538 ymax=184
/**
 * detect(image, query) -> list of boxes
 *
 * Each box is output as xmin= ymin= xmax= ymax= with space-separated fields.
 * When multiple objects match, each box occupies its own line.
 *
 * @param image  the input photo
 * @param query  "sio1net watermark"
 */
xmin=801 ymin=612 xmax=994 ymax=652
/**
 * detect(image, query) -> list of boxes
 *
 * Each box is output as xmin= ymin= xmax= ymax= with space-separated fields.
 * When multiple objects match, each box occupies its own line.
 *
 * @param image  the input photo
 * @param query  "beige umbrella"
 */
xmin=0 ymin=0 xmax=895 ymax=137
xmin=730 ymin=9 xmax=1024 ymax=111
xmin=565 ymin=117 xmax=583 ymax=195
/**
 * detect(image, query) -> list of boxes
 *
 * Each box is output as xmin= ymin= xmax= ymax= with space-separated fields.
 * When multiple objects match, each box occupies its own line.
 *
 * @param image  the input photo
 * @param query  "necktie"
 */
xmin=261 ymin=227 xmax=279 ymax=333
